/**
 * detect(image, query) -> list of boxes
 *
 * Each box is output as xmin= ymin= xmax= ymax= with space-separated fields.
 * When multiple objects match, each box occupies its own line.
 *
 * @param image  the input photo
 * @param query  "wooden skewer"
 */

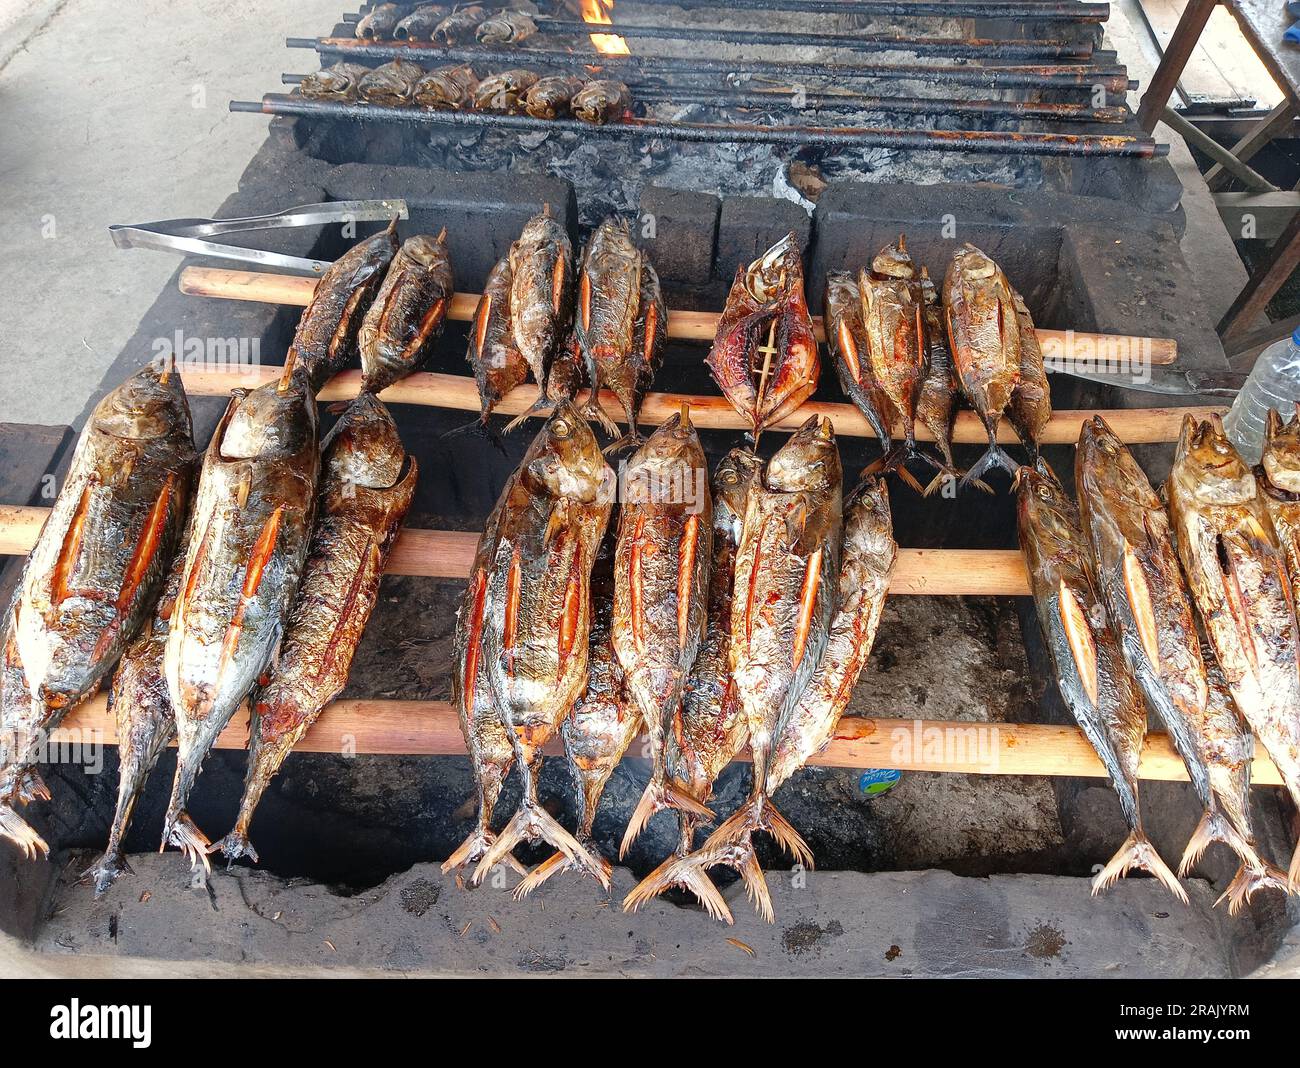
xmin=0 ymin=504 xmax=1029 ymax=595
xmin=49 ymin=693 xmax=1285 ymax=786
xmin=178 ymin=365 xmax=1223 ymax=446
xmin=177 ymin=265 xmax=1179 ymax=365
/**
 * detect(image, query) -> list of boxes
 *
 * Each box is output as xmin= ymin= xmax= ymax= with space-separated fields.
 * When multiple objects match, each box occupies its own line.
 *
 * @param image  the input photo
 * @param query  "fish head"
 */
xmin=219 ymin=374 xmax=317 ymax=461
xmin=93 ymin=359 xmax=193 ymax=441
xmin=948 ymin=243 xmax=999 ymax=282
xmin=870 ymin=234 xmax=916 ymax=280
xmin=622 ymin=409 xmax=707 ymax=512
xmin=713 ymin=447 xmax=763 ymax=536
xmin=842 ymin=476 xmax=896 ymax=574
xmin=766 ymin=415 xmax=842 ymax=494
xmin=918 ymin=265 xmax=938 ymax=306
xmin=521 ymin=402 xmax=611 ymax=503
xmin=1261 ymin=404 xmax=1300 ymax=493
xmin=744 ymin=232 xmax=802 ymax=303
xmin=322 ymin=393 xmax=406 ymax=490
xmin=1077 ymin=415 xmax=1161 ymax=510
xmin=401 ymin=232 xmax=451 ymax=272
xmin=1016 ymin=457 xmax=1078 ymax=545
xmin=519 ymin=209 xmax=567 ymax=248
xmin=1172 ymin=415 xmax=1255 ymax=506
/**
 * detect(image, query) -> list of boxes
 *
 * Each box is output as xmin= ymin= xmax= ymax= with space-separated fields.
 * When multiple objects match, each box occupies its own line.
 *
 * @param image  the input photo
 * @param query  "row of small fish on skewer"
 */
xmin=356 ymin=3 xmax=538 ymax=46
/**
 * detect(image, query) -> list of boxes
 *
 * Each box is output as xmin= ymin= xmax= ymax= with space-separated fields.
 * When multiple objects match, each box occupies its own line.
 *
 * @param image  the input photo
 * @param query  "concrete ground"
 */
xmin=0 ymin=0 xmax=340 ymax=427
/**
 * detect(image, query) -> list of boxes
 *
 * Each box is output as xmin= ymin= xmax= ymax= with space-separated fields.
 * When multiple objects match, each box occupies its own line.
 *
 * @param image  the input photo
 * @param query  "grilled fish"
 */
xmin=0 ymin=361 xmax=195 ymax=859
xmin=469 ymin=404 xmax=614 ymax=885
xmin=356 ymin=2 xmax=403 ymax=38
xmin=1017 ymin=460 xmax=1186 ymax=901
xmin=472 ymin=69 xmax=539 ymax=113
xmin=708 ymin=233 xmax=819 ymax=441
xmin=1256 ymin=404 xmax=1300 ymax=591
xmin=545 ymin=330 xmax=587 ymax=407
xmin=434 ymin=6 xmax=486 ymax=44
xmin=524 ymin=75 xmax=585 ymax=119
xmin=287 ymin=220 xmax=399 ymax=394
xmin=476 ymin=10 xmax=536 ymax=44
xmin=824 ymin=270 xmax=893 ymax=455
xmin=414 ymin=64 xmax=480 ymax=109
xmin=358 ymin=231 xmax=454 ymax=395
xmin=213 ymin=395 xmax=417 ymax=863
xmin=162 ymin=372 xmax=320 ymax=866
xmin=299 ymin=62 xmax=372 ymax=102
xmin=394 ymin=4 xmax=450 ymax=40
xmin=1167 ymin=415 xmax=1300 ymax=889
xmin=1008 ymin=288 xmax=1051 ymax=454
xmin=943 ymin=243 xmax=1021 ymax=490
xmin=915 ymin=266 xmax=961 ymax=494
xmin=357 ymin=60 xmax=426 ymax=106
xmin=614 ymin=409 xmax=715 ymax=856
xmin=462 ymin=257 xmax=530 ymax=431
xmin=572 ymin=79 xmax=630 ymax=125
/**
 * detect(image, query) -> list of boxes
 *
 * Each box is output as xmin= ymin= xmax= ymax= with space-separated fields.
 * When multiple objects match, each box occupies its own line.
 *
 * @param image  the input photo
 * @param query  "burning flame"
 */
xmin=581 ymin=0 xmax=629 ymax=55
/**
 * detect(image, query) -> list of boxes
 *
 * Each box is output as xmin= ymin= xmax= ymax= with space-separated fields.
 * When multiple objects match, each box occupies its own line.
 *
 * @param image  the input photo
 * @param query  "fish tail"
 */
xmin=17 ymin=768 xmax=50 ymax=804
xmin=441 ymin=830 xmax=527 ymax=878
xmin=959 ymin=440 xmax=1020 ymax=492
xmin=511 ymin=848 xmax=599 ymax=899
xmin=501 ymin=397 xmax=554 ymax=437
xmin=1092 ymin=829 xmax=1187 ymax=904
xmin=472 ymin=803 xmax=607 ymax=890
xmin=208 ymin=831 xmax=259 ymax=865
xmin=442 ymin=416 xmax=507 ymax=453
xmin=161 ymin=811 xmax=212 ymax=875
xmin=1177 ymin=807 xmax=1262 ymax=877
xmin=622 ymin=852 xmax=735 ymax=925
xmin=581 ymin=399 xmax=621 ymax=441
xmin=619 ymin=779 xmax=713 ymax=859
xmin=737 ymin=849 xmax=775 ymax=925
xmin=0 ymin=804 xmax=48 ymax=860
xmin=1215 ymin=862 xmax=1290 ymax=915
xmin=762 ymin=801 xmax=813 ymax=868
xmin=82 ymin=850 xmax=133 ymax=898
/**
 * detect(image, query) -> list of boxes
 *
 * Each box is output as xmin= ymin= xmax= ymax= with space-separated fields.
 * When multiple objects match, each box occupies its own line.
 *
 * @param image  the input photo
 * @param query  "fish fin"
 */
xmin=442 ymin=417 xmax=507 ymax=452
xmin=762 ymin=801 xmax=813 ymax=869
xmin=737 ymin=850 xmax=775 ymax=925
xmin=513 ymin=846 xmax=611 ymax=900
xmin=472 ymin=804 xmax=606 ymax=889
xmin=0 ymin=805 xmax=48 ymax=860
xmin=1215 ymin=863 xmax=1289 ymax=916
xmin=582 ymin=400 xmax=620 ymax=440
xmin=619 ymin=779 xmax=713 ymax=859
xmin=622 ymin=853 xmax=735 ymax=925
xmin=959 ymin=440 xmax=1020 ymax=492
xmin=601 ymin=430 xmax=644 ymax=456
xmin=501 ymin=397 xmax=554 ymax=436
xmin=208 ymin=832 xmax=259 ymax=865
xmin=17 ymin=767 xmax=51 ymax=804
xmin=1177 ymin=807 xmax=1261 ymax=876
xmin=441 ymin=831 xmax=527 ymax=877
xmin=82 ymin=851 xmax=133 ymax=898
xmin=162 ymin=812 xmax=212 ymax=875
xmin=1092 ymin=829 xmax=1187 ymax=904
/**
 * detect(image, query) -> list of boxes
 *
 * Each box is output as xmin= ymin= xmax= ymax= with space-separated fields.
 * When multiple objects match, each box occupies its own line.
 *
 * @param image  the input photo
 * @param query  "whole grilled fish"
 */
xmin=162 ymin=372 xmax=320 ymax=865
xmin=1017 ymin=460 xmax=1186 ymax=902
xmin=356 ymin=2 xmax=403 ymax=38
xmin=1008 ymin=289 xmax=1051 ymax=453
xmin=434 ymin=6 xmax=487 ymax=44
xmin=472 ymin=68 xmax=539 ymax=113
xmin=394 ymin=4 xmax=450 ymax=40
xmin=0 ymin=361 xmax=195 ymax=859
xmin=213 ymin=396 xmax=417 ymax=863
xmin=299 ymin=62 xmax=372 ymax=102
xmin=358 ymin=231 xmax=454 ymax=394
xmin=470 ymin=404 xmax=614 ymax=885
xmin=545 ymin=330 xmax=587 ymax=406
xmin=82 ymin=542 xmax=187 ymax=896
xmin=524 ymin=75 xmax=585 ymax=119
xmin=824 ymin=270 xmax=893 ymax=455
xmin=414 ymin=64 xmax=479 ymax=109
xmin=1168 ymin=415 xmax=1300 ymax=889
xmin=357 ymin=60 xmax=426 ymax=106
xmin=476 ymin=10 xmax=536 ymax=44
xmin=287 ymin=220 xmax=399 ymax=394
xmin=462 ymin=256 xmax=529 ymax=431
xmin=943 ymin=243 xmax=1021 ymax=490
xmin=708 ymin=233 xmax=820 ymax=441
xmin=915 ymin=265 xmax=961 ymax=494
xmin=1256 ymin=404 xmax=1300 ymax=590
xmin=572 ymin=80 xmax=630 ymax=125
xmin=614 ymin=409 xmax=715 ymax=856
xmin=629 ymin=475 xmax=894 ymax=923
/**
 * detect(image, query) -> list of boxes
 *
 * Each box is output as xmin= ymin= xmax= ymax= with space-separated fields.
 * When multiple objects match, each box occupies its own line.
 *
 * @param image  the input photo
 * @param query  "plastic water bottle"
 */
xmin=1223 ymin=326 xmax=1300 ymax=466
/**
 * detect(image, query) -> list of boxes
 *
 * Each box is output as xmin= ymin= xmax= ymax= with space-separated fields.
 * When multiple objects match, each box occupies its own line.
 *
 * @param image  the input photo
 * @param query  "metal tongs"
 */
xmin=109 ymin=199 xmax=410 ymax=275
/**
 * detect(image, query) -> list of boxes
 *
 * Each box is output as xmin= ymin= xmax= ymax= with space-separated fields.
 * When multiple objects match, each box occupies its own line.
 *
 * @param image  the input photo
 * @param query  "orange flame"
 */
xmin=581 ymin=0 xmax=630 ymax=55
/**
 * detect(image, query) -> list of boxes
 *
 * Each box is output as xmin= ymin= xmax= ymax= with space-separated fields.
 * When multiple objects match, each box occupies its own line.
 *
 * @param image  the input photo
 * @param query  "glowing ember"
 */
xmin=582 ymin=0 xmax=630 ymax=55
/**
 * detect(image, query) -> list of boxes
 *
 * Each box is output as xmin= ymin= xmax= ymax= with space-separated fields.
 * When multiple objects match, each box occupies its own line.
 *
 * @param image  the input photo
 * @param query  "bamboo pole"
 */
xmin=179 ymin=365 xmax=1222 ymax=446
xmin=177 ymin=265 xmax=1179 ymax=365
xmin=49 ymin=694 xmax=1285 ymax=786
xmin=0 ymin=505 xmax=1029 ymax=594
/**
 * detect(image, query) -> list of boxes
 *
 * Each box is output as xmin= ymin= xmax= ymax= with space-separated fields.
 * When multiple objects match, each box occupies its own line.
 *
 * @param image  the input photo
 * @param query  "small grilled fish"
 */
xmin=708 ymin=233 xmax=820 ymax=441
xmin=358 ymin=231 xmax=454 ymax=394
xmin=394 ymin=4 xmax=449 ymax=40
xmin=524 ymin=75 xmax=585 ymax=119
xmin=1017 ymin=460 xmax=1186 ymax=902
xmin=413 ymin=64 xmax=479 ymax=109
xmin=545 ymin=330 xmax=587 ymax=407
xmin=162 ymin=372 xmax=320 ymax=866
xmin=287 ymin=220 xmax=399 ymax=394
xmin=0 ymin=361 xmax=195 ymax=860
xmin=915 ymin=266 xmax=961 ymax=494
xmin=476 ymin=10 xmax=536 ymax=43
xmin=1256 ymin=404 xmax=1300 ymax=590
xmin=1168 ymin=415 xmax=1300 ymax=889
xmin=357 ymin=60 xmax=425 ymax=106
xmin=614 ymin=409 xmax=715 ymax=856
xmin=462 ymin=257 xmax=529 ymax=430
xmin=504 ymin=210 xmax=574 ymax=419
xmin=1008 ymin=288 xmax=1051 ymax=454
xmin=299 ymin=62 xmax=372 ymax=102
xmin=472 ymin=68 xmax=539 ymax=113
xmin=470 ymin=404 xmax=614 ymax=885
xmin=943 ymin=243 xmax=1021 ymax=490
xmin=434 ymin=6 xmax=486 ymax=44
xmin=824 ymin=270 xmax=893 ymax=455
xmin=572 ymin=79 xmax=630 ymax=125
xmin=356 ymin=2 xmax=403 ymax=38
xmin=214 ymin=396 xmax=417 ymax=863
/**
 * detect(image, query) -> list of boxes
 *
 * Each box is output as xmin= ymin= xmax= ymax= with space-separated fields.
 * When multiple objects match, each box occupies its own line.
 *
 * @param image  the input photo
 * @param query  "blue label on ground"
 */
xmin=859 ymin=768 xmax=901 ymax=795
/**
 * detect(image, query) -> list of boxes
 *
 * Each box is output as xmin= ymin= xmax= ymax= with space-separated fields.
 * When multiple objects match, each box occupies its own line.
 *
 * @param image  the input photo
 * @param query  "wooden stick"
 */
xmin=177 ymin=265 xmax=1179 ymax=365
xmin=179 ymin=365 xmax=1223 ymax=446
xmin=49 ymin=694 xmax=1285 ymax=785
xmin=0 ymin=504 xmax=1029 ymax=594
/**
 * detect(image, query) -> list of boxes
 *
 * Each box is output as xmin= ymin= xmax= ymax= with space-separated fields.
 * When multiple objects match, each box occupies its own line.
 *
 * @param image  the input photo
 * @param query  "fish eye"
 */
xmin=1037 ymin=485 xmax=1053 ymax=500
xmin=552 ymin=419 xmax=571 ymax=439
xmin=721 ymin=471 xmax=738 ymax=484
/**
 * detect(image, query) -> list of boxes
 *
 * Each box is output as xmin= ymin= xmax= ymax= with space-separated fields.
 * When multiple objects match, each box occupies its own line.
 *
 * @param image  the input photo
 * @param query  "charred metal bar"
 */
xmin=234 ymin=93 xmax=1165 ymax=157
xmin=291 ymin=38 xmax=1135 ymax=92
